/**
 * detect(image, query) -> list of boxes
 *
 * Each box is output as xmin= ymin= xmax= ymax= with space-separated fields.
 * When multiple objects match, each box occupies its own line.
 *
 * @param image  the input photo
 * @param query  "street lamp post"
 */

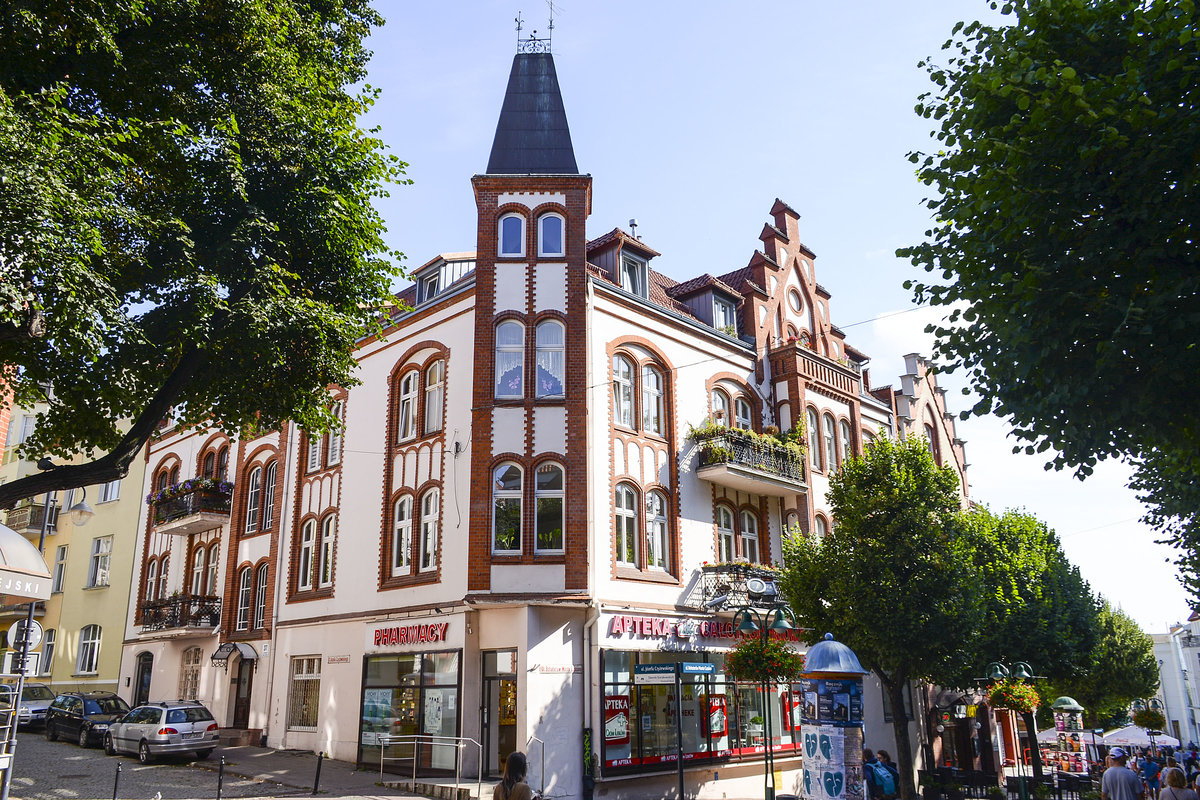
xmin=984 ymin=661 xmax=1036 ymax=800
xmin=734 ymin=604 xmax=796 ymax=800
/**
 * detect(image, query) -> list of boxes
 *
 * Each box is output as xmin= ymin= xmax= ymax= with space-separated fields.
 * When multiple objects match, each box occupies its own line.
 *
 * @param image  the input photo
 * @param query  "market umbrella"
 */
xmin=1102 ymin=725 xmax=1181 ymax=747
xmin=1038 ymin=728 xmax=1062 ymax=743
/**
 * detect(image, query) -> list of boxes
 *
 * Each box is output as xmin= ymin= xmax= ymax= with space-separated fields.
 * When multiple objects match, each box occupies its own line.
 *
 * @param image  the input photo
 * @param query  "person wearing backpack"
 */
xmin=878 ymin=750 xmax=902 ymax=795
xmin=864 ymin=748 xmax=899 ymax=800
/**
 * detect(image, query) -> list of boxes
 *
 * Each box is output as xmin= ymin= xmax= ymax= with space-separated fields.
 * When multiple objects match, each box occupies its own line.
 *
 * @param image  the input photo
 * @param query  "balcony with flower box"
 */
xmin=138 ymin=594 xmax=221 ymax=635
xmin=148 ymin=479 xmax=233 ymax=536
xmin=691 ymin=424 xmax=807 ymax=497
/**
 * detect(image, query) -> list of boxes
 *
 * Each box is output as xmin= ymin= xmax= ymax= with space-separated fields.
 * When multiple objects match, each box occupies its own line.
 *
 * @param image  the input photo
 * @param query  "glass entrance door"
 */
xmin=482 ymin=650 xmax=517 ymax=776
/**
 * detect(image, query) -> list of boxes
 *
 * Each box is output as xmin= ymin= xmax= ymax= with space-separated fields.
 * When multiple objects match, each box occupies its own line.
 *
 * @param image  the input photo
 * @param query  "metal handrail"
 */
xmin=377 ymin=733 xmax=482 ymax=800
xmin=526 ymin=735 xmax=546 ymax=796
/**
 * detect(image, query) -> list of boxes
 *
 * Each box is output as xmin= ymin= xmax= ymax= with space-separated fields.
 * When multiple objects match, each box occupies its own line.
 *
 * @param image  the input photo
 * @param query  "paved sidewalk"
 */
xmin=193 ymin=743 xmax=428 ymax=799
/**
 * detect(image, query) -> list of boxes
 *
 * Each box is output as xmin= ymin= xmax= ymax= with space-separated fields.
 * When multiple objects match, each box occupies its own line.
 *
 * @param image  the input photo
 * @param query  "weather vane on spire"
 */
xmin=515 ymin=4 xmax=555 ymax=54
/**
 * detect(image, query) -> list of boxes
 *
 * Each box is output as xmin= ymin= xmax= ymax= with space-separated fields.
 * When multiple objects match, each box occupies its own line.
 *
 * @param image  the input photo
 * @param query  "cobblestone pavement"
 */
xmin=8 ymin=732 xmax=308 ymax=800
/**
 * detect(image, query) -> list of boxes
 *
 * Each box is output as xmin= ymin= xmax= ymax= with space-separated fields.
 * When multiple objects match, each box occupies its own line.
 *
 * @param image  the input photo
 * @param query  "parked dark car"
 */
xmin=44 ymin=691 xmax=130 ymax=748
xmin=105 ymin=701 xmax=219 ymax=762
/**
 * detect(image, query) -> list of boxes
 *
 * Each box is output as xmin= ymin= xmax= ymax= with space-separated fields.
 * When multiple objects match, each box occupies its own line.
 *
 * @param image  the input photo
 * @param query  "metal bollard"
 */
xmin=312 ymin=752 xmax=324 ymax=795
xmin=112 ymin=762 xmax=121 ymax=800
xmin=216 ymin=755 xmax=225 ymax=800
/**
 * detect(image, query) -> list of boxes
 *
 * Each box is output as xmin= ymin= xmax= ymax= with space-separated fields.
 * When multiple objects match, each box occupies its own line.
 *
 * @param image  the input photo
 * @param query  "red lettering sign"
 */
xmin=373 ymin=622 xmax=449 ymax=648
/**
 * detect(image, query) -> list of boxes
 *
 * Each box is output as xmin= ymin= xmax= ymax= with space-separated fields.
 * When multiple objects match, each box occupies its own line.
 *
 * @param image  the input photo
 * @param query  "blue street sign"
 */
xmin=681 ymin=662 xmax=716 ymax=675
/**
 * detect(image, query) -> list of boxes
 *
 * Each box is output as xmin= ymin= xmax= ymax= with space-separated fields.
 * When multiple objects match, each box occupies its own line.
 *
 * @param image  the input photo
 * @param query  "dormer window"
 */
xmin=538 ymin=213 xmax=565 ymax=257
xmin=620 ymin=256 xmax=647 ymax=299
xmin=499 ymin=213 xmax=525 ymax=257
xmin=714 ymin=297 xmax=737 ymax=332
xmin=420 ymin=273 xmax=439 ymax=303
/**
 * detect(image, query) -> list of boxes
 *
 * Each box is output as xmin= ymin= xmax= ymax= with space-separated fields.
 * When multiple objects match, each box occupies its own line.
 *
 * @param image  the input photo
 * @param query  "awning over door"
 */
xmin=211 ymin=641 xmax=258 ymax=665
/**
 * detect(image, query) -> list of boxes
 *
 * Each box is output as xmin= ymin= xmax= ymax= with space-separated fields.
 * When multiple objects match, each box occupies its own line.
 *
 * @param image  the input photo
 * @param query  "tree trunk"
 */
xmin=885 ymin=675 xmax=918 ymax=800
xmin=1021 ymin=709 xmax=1044 ymax=780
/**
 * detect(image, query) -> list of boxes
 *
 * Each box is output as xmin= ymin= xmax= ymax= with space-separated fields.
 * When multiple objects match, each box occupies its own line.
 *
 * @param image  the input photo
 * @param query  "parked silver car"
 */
xmin=14 ymin=683 xmax=55 ymax=728
xmin=104 ymin=701 xmax=219 ymax=763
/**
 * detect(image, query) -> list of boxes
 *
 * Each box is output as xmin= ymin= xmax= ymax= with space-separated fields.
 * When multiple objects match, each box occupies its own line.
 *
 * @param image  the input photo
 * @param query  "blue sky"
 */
xmin=360 ymin=1 xmax=1186 ymax=632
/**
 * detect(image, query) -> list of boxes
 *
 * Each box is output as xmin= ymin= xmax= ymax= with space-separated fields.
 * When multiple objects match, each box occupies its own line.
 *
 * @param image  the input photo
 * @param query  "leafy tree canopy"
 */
xmin=899 ymin=0 xmax=1200 ymax=595
xmin=0 ymin=1 xmax=407 ymax=506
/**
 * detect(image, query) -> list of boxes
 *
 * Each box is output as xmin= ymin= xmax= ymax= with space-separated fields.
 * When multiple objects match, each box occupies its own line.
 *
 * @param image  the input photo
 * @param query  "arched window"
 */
xmin=538 ymin=213 xmax=564 ymax=257
xmin=318 ymin=515 xmax=336 ymax=588
xmin=492 ymin=463 xmax=522 ymax=554
xmin=169 ymin=465 xmax=180 ymax=486
xmin=397 ymin=371 xmax=419 ymax=441
xmin=535 ymin=463 xmax=564 ymax=552
xmin=262 ymin=462 xmax=278 ymax=530
xmin=712 ymin=389 xmax=731 ymax=426
xmin=419 ymin=489 xmax=439 ymax=572
xmin=646 ymin=491 xmax=668 ymax=570
xmin=298 ymin=520 xmax=316 ymax=590
xmin=156 ymin=470 xmax=170 ymax=492
xmin=392 ymin=496 xmax=412 ymax=576
xmin=614 ymin=485 xmax=638 ymax=566
xmin=254 ymin=563 xmax=269 ymax=629
xmin=535 ymin=321 xmax=565 ymax=398
xmin=202 ymin=452 xmax=215 ymax=479
xmin=612 ymin=355 xmax=634 ymax=427
xmin=807 ymin=408 xmax=822 ymax=470
xmin=735 ymin=398 xmax=753 ymax=431
xmin=158 ymin=554 xmax=169 ymax=600
xmin=815 ymin=516 xmax=828 ymax=537
xmin=716 ymin=506 xmax=736 ymax=562
xmin=739 ymin=510 xmax=761 ymax=564
xmin=327 ymin=400 xmax=344 ymax=465
xmin=145 ymin=559 xmax=159 ymax=602
xmin=236 ymin=568 xmax=253 ymax=630
xmin=245 ymin=466 xmax=262 ymax=533
xmin=499 ymin=213 xmax=525 ymax=257
xmin=216 ymin=446 xmax=229 ymax=481
xmin=824 ymin=413 xmax=838 ymax=470
xmin=840 ymin=420 xmax=853 ymax=462
xmin=424 ymin=360 xmax=444 ymax=433
xmin=206 ymin=543 xmax=220 ymax=595
xmin=642 ymin=366 xmax=664 ymax=434
xmin=925 ymin=410 xmax=942 ymax=463
xmin=190 ymin=547 xmax=205 ymax=595
xmin=76 ymin=625 xmax=101 ymax=674
xmin=495 ymin=321 xmax=524 ymax=399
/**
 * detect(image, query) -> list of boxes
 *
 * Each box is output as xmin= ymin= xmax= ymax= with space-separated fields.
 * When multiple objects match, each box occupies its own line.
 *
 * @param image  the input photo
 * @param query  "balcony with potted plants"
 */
xmin=689 ymin=421 xmax=807 ymax=497
xmin=147 ymin=478 xmax=233 ymax=536
xmin=138 ymin=593 xmax=222 ymax=634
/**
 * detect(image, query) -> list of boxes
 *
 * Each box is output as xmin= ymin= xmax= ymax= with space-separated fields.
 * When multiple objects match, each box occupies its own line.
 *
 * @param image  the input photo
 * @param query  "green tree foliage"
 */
xmin=0 ymin=1 xmax=406 ymax=506
xmin=899 ymin=0 xmax=1200 ymax=595
xmin=780 ymin=435 xmax=978 ymax=800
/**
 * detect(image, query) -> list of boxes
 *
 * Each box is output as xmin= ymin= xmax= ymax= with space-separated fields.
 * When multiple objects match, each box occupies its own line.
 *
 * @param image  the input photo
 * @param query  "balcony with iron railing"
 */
xmin=138 ymin=594 xmax=221 ymax=634
xmin=2 ymin=502 xmax=56 ymax=540
xmin=148 ymin=479 xmax=233 ymax=536
xmin=691 ymin=425 xmax=807 ymax=497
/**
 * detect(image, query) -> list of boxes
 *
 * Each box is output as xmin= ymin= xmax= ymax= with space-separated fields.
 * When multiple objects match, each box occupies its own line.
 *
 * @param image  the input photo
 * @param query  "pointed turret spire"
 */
xmin=486 ymin=51 xmax=579 ymax=174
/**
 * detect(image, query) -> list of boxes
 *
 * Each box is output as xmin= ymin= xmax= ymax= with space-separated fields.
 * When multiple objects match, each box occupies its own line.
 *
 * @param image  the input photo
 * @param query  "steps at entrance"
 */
xmin=218 ymin=728 xmax=263 ymax=747
xmin=382 ymin=781 xmax=473 ymax=800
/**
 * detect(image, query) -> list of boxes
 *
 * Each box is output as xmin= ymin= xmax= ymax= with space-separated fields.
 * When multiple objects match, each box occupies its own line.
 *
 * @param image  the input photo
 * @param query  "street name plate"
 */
xmin=633 ymin=663 xmax=677 ymax=685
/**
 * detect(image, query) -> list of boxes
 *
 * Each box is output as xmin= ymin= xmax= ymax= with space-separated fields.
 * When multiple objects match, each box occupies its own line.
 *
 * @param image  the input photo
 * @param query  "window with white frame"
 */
xmin=538 ymin=213 xmax=564 ymax=257
xmin=40 ymin=629 xmax=55 ymax=675
xmin=306 ymin=434 xmax=321 ymax=472
xmin=87 ymin=536 xmax=112 ymax=587
xmin=236 ymin=568 xmax=252 ymax=630
xmin=620 ymin=256 xmax=647 ymax=298
xmin=318 ymin=515 xmax=336 ymax=588
xmin=535 ymin=463 xmax=564 ymax=552
xmin=498 ymin=213 xmax=525 ymax=257
xmin=824 ymin=413 xmax=838 ymax=470
xmin=642 ymin=366 xmax=664 ymax=435
xmin=807 ymin=408 xmax=821 ymax=470
xmin=287 ymin=656 xmax=321 ymax=731
xmin=815 ymin=516 xmax=828 ymax=537
xmin=179 ymin=647 xmax=202 ymax=700
xmin=839 ymin=420 xmax=853 ymax=462
xmin=614 ymin=485 xmax=638 ymax=566
xmin=76 ymin=624 xmax=101 ymax=674
xmin=420 ymin=272 xmax=439 ymax=303
xmin=158 ymin=554 xmax=169 ymax=599
xmin=145 ymin=558 xmax=159 ymax=601
xmin=254 ymin=563 xmax=269 ymax=629
xmin=392 ymin=496 xmax=412 ymax=576
xmin=191 ymin=547 xmax=205 ymax=595
xmin=298 ymin=520 xmax=316 ymax=591
xmin=612 ymin=355 xmax=634 ymax=427
xmin=420 ymin=489 xmax=439 ymax=572
xmin=495 ymin=321 xmax=524 ymax=399
xmin=714 ymin=297 xmax=737 ymax=331
xmin=217 ymin=446 xmax=229 ymax=480
xmin=397 ymin=371 xmax=418 ymax=441
xmin=717 ymin=506 xmax=736 ymax=562
xmin=424 ymin=361 xmax=444 ymax=433
xmin=492 ymin=463 xmax=522 ymax=554
xmin=51 ymin=546 xmax=67 ymax=593
xmin=245 ymin=466 xmax=262 ymax=533
xmin=739 ymin=510 xmax=760 ymax=564
xmin=646 ymin=491 xmax=668 ymax=570
xmin=327 ymin=401 xmax=344 ymax=465
xmin=535 ymin=321 xmax=565 ymax=398
xmin=99 ymin=479 xmax=121 ymax=503
xmin=206 ymin=544 xmax=220 ymax=594
xmin=262 ymin=462 xmax=277 ymax=530
xmin=712 ymin=389 xmax=731 ymax=426
xmin=735 ymin=398 xmax=753 ymax=431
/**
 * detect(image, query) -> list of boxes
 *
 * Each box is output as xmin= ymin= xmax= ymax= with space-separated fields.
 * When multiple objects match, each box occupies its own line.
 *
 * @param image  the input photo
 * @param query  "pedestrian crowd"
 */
xmin=1101 ymin=744 xmax=1200 ymax=800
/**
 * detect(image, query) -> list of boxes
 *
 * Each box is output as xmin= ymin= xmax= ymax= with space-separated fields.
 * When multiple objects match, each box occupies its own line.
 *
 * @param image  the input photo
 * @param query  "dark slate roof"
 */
xmin=486 ymin=53 xmax=579 ymax=175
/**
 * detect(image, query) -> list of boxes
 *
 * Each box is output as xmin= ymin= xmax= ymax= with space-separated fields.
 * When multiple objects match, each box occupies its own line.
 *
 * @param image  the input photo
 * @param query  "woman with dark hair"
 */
xmin=494 ymin=751 xmax=534 ymax=800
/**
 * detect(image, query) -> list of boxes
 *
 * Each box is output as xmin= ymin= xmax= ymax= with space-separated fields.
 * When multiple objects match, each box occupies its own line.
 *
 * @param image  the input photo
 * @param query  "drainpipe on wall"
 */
xmin=262 ymin=421 xmax=299 ymax=748
xmin=583 ymin=604 xmax=601 ymax=799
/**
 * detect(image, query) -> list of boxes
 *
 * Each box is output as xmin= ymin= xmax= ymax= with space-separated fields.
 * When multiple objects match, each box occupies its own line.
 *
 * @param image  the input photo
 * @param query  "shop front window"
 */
xmin=359 ymin=650 xmax=462 ymax=777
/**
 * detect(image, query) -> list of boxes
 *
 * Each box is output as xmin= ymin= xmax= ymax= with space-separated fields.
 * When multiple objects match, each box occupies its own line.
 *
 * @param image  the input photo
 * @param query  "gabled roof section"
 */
xmin=715 ymin=266 xmax=766 ymax=297
xmin=586 ymin=228 xmax=662 ymax=259
xmin=486 ymin=53 xmax=579 ymax=175
xmin=665 ymin=273 xmax=744 ymax=301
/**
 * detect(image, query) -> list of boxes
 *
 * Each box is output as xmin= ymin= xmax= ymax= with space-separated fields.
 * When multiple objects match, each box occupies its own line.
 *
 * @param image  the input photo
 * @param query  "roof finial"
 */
xmin=516 ymin=7 xmax=552 ymax=53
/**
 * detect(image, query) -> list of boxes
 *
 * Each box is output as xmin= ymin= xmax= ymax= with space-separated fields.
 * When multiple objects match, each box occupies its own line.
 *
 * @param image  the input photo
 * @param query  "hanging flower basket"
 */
xmin=988 ymin=679 xmax=1040 ymax=714
xmin=725 ymin=635 xmax=805 ymax=683
xmin=1133 ymin=709 xmax=1166 ymax=731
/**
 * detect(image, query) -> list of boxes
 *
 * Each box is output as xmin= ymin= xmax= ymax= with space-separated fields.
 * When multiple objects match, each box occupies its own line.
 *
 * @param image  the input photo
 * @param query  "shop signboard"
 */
xmin=799 ymin=677 xmax=863 ymax=727
xmin=604 ymin=695 xmax=630 ymax=746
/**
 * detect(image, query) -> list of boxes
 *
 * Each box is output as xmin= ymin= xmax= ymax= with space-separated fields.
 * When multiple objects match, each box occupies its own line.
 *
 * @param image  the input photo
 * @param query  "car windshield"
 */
xmin=84 ymin=697 xmax=129 ymax=715
xmin=166 ymin=707 xmax=214 ymax=724
xmin=22 ymin=686 xmax=54 ymax=701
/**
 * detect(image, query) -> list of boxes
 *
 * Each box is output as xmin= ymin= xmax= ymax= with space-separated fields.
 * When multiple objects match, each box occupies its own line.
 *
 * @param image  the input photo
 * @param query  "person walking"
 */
xmin=1144 ymin=752 xmax=1164 ymax=799
xmin=1162 ymin=768 xmax=1199 ymax=800
xmin=1103 ymin=748 xmax=1146 ymax=800
xmin=493 ymin=752 xmax=534 ymax=800
xmin=878 ymin=750 xmax=902 ymax=792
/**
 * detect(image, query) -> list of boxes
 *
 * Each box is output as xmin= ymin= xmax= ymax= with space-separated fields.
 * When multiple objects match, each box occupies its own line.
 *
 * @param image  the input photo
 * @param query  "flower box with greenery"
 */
xmin=1132 ymin=708 xmax=1166 ymax=731
xmin=988 ymin=679 xmax=1040 ymax=714
xmin=724 ymin=634 xmax=805 ymax=684
xmin=148 ymin=478 xmax=234 ymax=525
xmin=145 ymin=477 xmax=234 ymax=505
xmin=689 ymin=419 xmax=807 ymax=481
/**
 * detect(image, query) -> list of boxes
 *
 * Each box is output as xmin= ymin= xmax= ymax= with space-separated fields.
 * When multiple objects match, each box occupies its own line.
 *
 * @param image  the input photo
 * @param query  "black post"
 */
xmin=112 ymin=762 xmax=121 ymax=800
xmin=217 ymin=754 xmax=225 ymax=800
xmin=313 ymin=751 xmax=324 ymax=795
xmin=763 ymin=622 xmax=776 ymax=800
xmin=675 ymin=665 xmax=685 ymax=800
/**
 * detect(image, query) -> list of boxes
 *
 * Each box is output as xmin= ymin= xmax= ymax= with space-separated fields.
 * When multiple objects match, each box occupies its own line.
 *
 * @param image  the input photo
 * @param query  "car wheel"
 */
xmin=78 ymin=725 xmax=90 ymax=748
xmin=104 ymin=732 xmax=116 ymax=756
xmin=196 ymin=749 xmax=213 ymax=760
xmin=138 ymin=741 xmax=154 ymax=764
xmin=45 ymin=722 xmax=58 ymax=742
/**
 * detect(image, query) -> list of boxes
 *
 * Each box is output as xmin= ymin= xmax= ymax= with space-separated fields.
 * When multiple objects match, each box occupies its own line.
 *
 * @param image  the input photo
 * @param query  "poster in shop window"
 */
xmin=424 ymin=690 xmax=443 ymax=734
xmin=701 ymin=694 xmax=727 ymax=738
xmin=783 ymin=690 xmax=805 ymax=732
xmin=604 ymin=695 xmax=630 ymax=746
